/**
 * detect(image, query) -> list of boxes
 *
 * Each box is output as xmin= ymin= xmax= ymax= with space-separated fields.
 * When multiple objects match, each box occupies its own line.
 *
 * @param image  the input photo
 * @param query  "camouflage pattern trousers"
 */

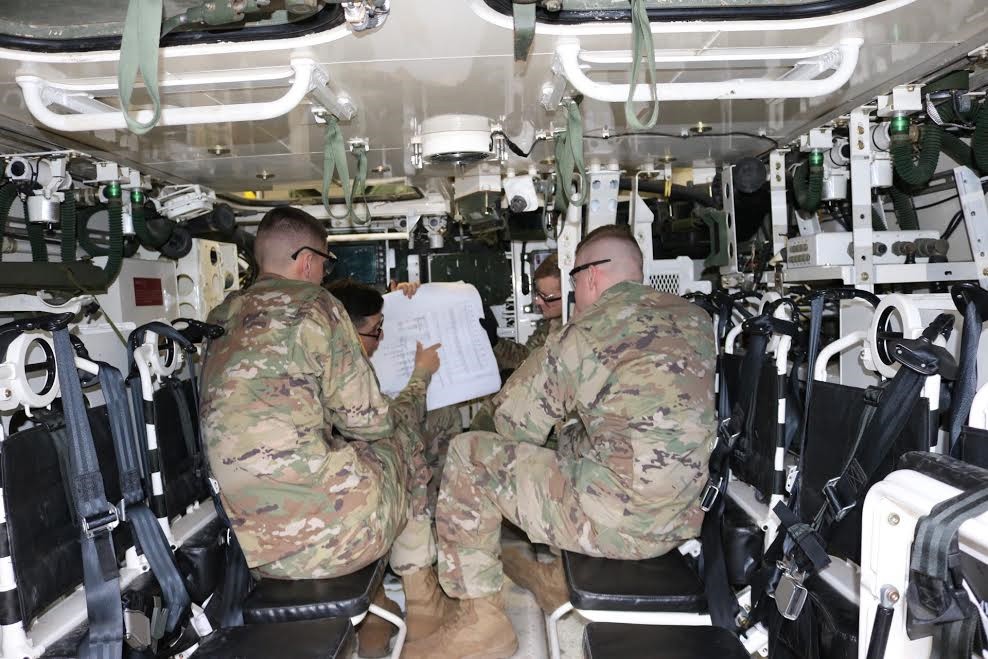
xmin=436 ymin=431 xmax=679 ymax=599
xmin=392 ymin=406 xmax=461 ymax=574
xmin=255 ymin=434 xmax=435 ymax=579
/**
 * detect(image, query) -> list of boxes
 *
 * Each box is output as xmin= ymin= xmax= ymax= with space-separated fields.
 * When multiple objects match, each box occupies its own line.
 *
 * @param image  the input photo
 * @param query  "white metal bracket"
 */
xmin=769 ymin=150 xmax=788 ymax=256
xmin=850 ymin=107 xmax=875 ymax=291
xmin=954 ymin=165 xmax=988 ymax=288
xmin=585 ymin=167 xmax=620 ymax=234
xmin=720 ymin=164 xmax=740 ymax=279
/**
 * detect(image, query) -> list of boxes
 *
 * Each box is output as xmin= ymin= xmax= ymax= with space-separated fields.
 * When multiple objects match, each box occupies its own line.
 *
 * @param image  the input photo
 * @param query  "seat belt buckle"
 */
xmin=775 ymin=561 xmax=809 ymax=621
xmin=716 ymin=418 xmax=741 ymax=450
xmin=82 ymin=505 xmax=120 ymax=539
xmin=209 ymin=477 xmax=221 ymax=495
xmin=785 ymin=466 xmax=799 ymax=495
xmin=822 ymin=477 xmax=856 ymax=523
xmin=700 ymin=478 xmax=723 ymax=512
xmin=124 ymin=608 xmax=153 ymax=650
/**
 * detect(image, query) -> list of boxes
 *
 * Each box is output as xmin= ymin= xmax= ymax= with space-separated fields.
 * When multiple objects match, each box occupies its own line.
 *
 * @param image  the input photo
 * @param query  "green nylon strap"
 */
xmin=118 ymin=0 xmax=165 ymax=135
xmin=625 ymin=0 xmax=659 ymax=130
xmin=323 ymin=115 xmax=354 ymax=221
xmin=554 ymin=99 xmax=589 ymax=212
xmin=350 ymin=143 xmax=370 ymax=225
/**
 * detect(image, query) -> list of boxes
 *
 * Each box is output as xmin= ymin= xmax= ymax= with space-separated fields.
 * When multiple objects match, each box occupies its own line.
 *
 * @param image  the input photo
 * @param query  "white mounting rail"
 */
xmin=16 ymin=58 xmax=353 ymax=133
xmin=553 ymin=37 xmax=863 ymax=103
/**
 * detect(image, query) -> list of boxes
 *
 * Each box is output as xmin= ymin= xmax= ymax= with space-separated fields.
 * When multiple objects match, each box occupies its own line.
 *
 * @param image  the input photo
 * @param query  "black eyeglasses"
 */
xmin=291 ymin=245 xmax=338 ymax=277
xmin=358 ymin=325 xmax=383 ymax=340
xmin=535 ymin=289 xmax=562 ymax=304
xmin=568 ymin=259 xmax=611 ymax=286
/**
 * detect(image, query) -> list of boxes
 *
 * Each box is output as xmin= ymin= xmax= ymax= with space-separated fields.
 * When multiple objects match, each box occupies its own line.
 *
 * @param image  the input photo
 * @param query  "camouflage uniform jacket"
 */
xmin=201 ymin=274 xmax=397 ymax=568
xmin=492 ymin=317 xmax=563 ymax=371
xmin=494 ymin=281 xmax=716 ymax=543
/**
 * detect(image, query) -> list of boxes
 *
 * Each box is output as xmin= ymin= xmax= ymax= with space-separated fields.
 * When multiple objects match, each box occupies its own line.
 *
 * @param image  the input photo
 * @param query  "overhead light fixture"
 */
xmin=256 ymin=170 xmax=275 ymax=180
xmin=208 ymin=144 xmax=230 ymax=156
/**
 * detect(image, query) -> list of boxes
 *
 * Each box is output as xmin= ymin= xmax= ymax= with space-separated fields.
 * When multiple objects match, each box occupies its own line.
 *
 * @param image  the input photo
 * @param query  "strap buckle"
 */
xmin=775 ymin=560 xmax=809 ymax=620
xmin=717 ymin=417 xmax=740 ymax=444
xmin=700 ymin=478 xmax=723 ymax=512
xmin=82 ymin=505 xmax=120 ymax=539
xmin=123 ymin=608 xmax=152 ymax=650
xmin=209 ymin=477 xmax=221 ymax=495
xmin=822 ymin=476 xmax=856 ymax=523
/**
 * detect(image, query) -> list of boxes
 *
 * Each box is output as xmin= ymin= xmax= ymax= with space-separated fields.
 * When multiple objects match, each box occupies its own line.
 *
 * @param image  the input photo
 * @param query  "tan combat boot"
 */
xmin=402 ymin=566 xmax=452 ymax=641
xmin=502 ymin=545 xmax=570 ymax=614
xmin=402 ymin=592 xmax=518 ymax=659
xmin=357 ymin=584 xmax=402 ymax=658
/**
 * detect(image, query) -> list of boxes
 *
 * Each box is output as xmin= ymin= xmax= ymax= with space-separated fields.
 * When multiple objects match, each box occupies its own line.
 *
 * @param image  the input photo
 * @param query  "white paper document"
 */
xmin=370 ymin=282 xmax=501 ymax=411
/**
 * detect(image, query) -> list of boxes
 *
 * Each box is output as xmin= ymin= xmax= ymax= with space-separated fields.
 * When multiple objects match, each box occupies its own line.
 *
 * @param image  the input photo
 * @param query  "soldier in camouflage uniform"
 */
xmin=325 ymin=278 xmax=460 ymax=645
xmin=200 ymin=208 xmax=436 ymax=657
xmin=472 ymin=254 xmax=564 ymax=433
xmin=489 ymin=253 xmax=564 ymax=372
xmin=405 ymin=225 xmax=716 ymax=659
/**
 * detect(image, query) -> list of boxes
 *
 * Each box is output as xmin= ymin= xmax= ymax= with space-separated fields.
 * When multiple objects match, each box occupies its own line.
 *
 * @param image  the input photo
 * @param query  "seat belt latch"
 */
xmin=209 ymin=477 xmax=221 ymax=495
xmin=775 ymin=561 xmax=809 ymax=620
xmin=82 ymin=505 xmax=120 ymax=539
xmin=701 ymin=477 xmax=723 ymax=512
xmin=822 ymin=476 xmax=856 ymax=523
xmin=123 ymin=608 xmax=152 ymax=650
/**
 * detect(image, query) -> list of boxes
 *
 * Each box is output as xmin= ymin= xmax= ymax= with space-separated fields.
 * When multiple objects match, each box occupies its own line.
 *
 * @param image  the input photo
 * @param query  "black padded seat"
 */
xmin=958 ymin=426 xmax=988 ymax=470
xmin=176 ymin=516 xmax=225 ymax=605
xmin=242 ymin=556 xmax=388 ymax=624
xmin=562 ymin=550 xmax=706 ymax=613
xmin=155 ymin=378 xmax=210 ymax=517
xmin=582 ymin=622 xmax=748 ymax=659
xmin=799 ymin=380 xmax=931 ymax=564
xmin=719 ymin=353 xmax=784 ymax=499
xmin=192 ymin=618 xmax=354 ymax=659
xmin=2 ymin=407 xmax=134 ymax=627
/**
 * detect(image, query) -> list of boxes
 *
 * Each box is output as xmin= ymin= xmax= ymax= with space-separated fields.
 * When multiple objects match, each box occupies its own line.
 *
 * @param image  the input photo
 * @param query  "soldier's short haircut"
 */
xmin=533 ymin=253 xmax=560 ymax=282
xmin=575 ymin=224 xmax=643 ymax=272
xmin=254 ymin=207 xmax=327 ymax=266
xmin=325 ymin=278 xmax=384 ymax=326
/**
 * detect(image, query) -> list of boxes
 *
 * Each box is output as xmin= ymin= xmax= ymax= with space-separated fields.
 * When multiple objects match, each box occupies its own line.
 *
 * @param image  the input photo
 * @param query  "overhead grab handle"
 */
xmin=16 ymin=58 xmax=352 ymax=133
xmin=553 ymin=37 xmax=863 ymax=103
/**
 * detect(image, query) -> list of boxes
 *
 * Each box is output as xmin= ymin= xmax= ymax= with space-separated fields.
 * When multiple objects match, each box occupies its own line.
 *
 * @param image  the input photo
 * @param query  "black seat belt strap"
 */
xmin=98 ymin=362 xmax=191 ymax=637
xmin=47 ymin=318 xmax=124 ymax=659
xmin=949 ymin=284 xmax=988 ymax=457
xmin=166 ymin=379 xmax=204 ymax=483
xmin=907 ymin=484 xmax=988 ymax=659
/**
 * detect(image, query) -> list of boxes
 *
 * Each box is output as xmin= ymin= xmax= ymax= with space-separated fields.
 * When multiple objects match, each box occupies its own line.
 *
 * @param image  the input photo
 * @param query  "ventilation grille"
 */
xmin=648 ymin=273 xmax=680 ymax=295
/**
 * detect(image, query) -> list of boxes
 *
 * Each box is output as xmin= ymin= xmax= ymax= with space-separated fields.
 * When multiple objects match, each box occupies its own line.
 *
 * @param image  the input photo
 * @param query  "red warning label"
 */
xmin=133 ymin=277 xmax=164 ymax=307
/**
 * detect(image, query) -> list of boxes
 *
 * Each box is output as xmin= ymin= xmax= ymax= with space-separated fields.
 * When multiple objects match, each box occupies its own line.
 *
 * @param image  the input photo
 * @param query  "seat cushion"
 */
xmin=582 ymin=623 xmax=748 ymax=659
xmin=242 ymin=556 xmax=387 ymax=624
xmin=192 ymin=618 xmax=354 ymax=658
xmin=176 ymin=516 xmax=225 ymax=605
xmin=563 ymin=550 xmax=706 ymax=613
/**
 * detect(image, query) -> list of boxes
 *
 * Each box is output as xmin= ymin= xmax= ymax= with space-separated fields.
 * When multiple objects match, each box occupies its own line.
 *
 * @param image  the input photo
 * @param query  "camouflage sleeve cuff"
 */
xmin=410 ymin=366 xmax=433 ymax=386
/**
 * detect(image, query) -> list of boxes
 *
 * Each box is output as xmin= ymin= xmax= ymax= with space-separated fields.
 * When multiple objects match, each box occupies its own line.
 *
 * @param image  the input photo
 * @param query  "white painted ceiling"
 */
xmin=0 ymin=0 xmax=984 ymax=191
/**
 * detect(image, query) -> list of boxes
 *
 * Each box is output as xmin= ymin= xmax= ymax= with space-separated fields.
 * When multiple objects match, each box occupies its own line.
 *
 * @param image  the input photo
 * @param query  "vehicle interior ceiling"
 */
xmin=1 ymin=1 xmax=988 ymax=658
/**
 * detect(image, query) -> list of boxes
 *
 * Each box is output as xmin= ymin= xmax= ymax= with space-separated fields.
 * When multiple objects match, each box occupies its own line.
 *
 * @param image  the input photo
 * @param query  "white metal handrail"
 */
xmin=15 ymin=57 xmax=349 ymax=133
xmin=554 ymin=37 xmax=863 ymax=103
